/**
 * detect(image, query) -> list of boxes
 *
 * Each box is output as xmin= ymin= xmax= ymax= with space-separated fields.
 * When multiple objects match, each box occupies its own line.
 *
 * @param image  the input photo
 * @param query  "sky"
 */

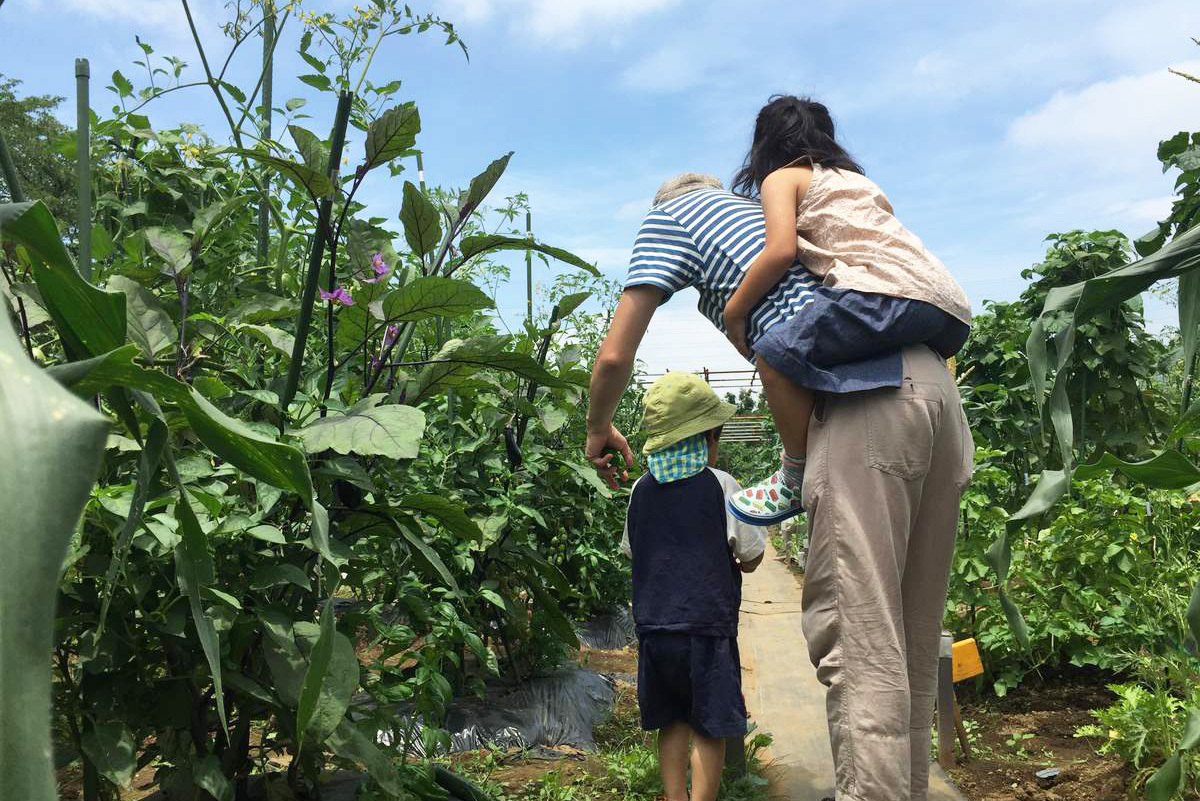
xmin=5 ymin=0 xmax=1200 ymax=381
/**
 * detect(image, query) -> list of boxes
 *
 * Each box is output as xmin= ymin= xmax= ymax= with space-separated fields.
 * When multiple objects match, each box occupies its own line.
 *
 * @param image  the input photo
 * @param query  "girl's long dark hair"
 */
xmin=732 ymin=95 xmax=864 ymax=198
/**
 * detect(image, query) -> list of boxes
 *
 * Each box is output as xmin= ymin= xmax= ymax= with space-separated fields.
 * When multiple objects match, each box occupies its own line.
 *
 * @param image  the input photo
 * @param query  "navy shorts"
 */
xmin=637 ymin=632 xmax=747 ymax=738
xmin=753 ymin=286 xmax=969 ymax=394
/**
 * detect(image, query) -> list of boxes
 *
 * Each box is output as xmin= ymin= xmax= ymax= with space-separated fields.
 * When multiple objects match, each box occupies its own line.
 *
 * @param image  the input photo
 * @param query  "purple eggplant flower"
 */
xmin=362 ymin=252 xmax=390 ymax=284
xmin=319 ymin=287 xmax=354 ymax=306
xmin=384 ymin=324 xmax=400 ymax=346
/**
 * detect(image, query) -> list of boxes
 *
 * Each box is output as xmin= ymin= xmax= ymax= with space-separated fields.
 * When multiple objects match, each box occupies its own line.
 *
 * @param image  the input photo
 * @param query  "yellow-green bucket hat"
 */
xmin=641 ymin=372 xmax=737 ymax=455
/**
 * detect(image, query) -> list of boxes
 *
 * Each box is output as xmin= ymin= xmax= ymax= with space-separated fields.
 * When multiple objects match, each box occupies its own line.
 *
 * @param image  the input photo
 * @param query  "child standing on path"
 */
xmin=621 ymin=372 xmax=765 ymax=801
xmin=722 ymin=95 xmax=972 ymax=525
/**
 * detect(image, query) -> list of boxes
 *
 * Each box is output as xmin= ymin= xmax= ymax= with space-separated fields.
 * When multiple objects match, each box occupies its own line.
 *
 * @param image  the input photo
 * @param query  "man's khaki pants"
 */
xmin=802 ymin=345 xmax=973 ymax=801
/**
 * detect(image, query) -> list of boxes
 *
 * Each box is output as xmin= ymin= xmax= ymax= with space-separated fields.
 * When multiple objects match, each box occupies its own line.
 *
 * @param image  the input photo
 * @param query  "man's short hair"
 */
xmin=653 ymin=173 xmax=724 ymax=207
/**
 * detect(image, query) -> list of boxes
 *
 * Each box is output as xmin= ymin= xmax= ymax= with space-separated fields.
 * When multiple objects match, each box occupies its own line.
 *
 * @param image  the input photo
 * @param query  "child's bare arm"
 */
xmin=739 ymin=552 xmax=765 ymax=573
xmin=723 ymin=167 xmax=812 ymax=356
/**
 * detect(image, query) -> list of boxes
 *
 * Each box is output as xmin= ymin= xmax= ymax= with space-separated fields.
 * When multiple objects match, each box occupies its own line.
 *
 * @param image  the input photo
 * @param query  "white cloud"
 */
xmin=877 ymin=0 xmax=1200 ymax=109
xmin=437 ymin=0 xmax=680 ymax=47
xmin=437 ymin=0 xmax=495 ymax=24
xmin=615 ymin=196 xmax=651 ymax=221
xmin=620 ymin=44 xmax=703 ymax=93
xmin=521 ymin=0 xmax=678 ymax=43
xmin=638 ymin=289 xmax=747 ymax=375
xmin=1103 ymin=196 xmax=1177 ymax=226
xmin=1008 ymin=60 xmax=1200 ymax=176
xmin=22 ymin=0 xmax=225 ymax=49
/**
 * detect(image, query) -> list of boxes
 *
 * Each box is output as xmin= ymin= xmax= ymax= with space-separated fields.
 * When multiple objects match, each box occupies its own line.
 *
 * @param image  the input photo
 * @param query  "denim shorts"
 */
xmin=637 ymin=632 xmax=747 ymax=738
xmin=752 ymin=286 xmax=969 ymax=394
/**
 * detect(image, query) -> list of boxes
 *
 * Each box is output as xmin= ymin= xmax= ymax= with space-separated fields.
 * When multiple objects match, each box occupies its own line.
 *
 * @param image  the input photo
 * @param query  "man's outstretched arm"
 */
xmin=585 ymin=286 xmax=663 ymax=487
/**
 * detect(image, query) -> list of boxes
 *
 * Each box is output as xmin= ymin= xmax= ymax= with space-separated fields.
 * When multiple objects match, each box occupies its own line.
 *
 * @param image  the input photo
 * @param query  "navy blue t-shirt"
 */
xmin=625 ymin=469 xmax=741 ymax=638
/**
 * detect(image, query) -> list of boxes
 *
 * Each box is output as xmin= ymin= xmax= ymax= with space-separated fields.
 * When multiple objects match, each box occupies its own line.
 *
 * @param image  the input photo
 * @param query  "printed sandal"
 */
xmin=728 ymin=468 xmax=804 ymax=526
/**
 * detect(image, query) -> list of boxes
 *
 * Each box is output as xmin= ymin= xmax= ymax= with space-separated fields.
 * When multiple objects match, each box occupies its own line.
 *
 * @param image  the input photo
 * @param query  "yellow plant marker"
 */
xmin=952 ymin=638 xmax=983 ymax=683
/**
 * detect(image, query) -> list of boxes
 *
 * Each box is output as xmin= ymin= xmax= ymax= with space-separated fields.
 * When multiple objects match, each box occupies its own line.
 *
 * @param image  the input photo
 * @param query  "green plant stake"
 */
xmin=0 ymin=302 xmax=108 ymax=801
xmin=0 ymin=130 xmax=25 ymax=203
xmin=75 ymin=57 xmax=91 ymax=279
xmin=281 ymin=89 xmax=353 ymax=416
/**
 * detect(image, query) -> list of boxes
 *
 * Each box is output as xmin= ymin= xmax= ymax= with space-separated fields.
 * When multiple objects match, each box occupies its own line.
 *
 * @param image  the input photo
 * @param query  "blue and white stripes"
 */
xmin=625 ymin=189 xmax=818 ymax=349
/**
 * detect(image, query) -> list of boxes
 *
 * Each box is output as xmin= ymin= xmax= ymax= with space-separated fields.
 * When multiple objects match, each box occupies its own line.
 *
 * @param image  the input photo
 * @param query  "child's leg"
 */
xmin=689 ymin=731 xmax=727 ymax=801
xmin=658 ymin=721 xmax=692 ymax=801
xmin=758 ymin=358 xmax=814 ymax=458
xmin=729 ymin=358 xmax=813 ymax=525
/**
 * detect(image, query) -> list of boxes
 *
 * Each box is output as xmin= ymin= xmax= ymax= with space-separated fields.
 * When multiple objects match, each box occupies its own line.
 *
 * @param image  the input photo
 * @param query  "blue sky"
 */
xmin=6 ymin=0 xmax=1200 ymax=376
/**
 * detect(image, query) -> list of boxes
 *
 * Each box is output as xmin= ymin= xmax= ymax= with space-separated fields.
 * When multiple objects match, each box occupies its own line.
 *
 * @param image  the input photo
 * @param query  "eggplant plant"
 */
xmin=0 ymin=3 xmax=629 ymax=800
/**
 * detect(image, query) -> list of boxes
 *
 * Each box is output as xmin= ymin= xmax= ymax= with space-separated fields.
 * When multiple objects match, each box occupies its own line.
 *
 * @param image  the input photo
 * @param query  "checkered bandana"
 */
xmin=646 ymin=433 xmax=709 ymax=484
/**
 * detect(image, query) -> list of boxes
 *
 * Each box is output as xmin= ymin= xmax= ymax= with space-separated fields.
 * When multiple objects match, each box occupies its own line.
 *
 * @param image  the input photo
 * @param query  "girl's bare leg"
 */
xmin=729 ymin=358 xmax=814 ymax=523
xmin=758 ymin=358 xmax=814 ymax=458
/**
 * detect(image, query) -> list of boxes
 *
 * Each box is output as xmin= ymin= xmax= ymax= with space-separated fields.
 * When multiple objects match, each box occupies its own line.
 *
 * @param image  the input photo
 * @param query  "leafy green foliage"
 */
xmin=0 ymin=5 xmax=631 ymax=800
xmin=0 ymin=306 xmax=108 ymax=801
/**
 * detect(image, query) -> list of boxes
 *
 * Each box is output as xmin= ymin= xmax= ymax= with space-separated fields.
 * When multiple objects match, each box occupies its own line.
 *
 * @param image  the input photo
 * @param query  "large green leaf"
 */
xmin=260 ymin=609 xmax=306 ymax=707
xmin=192 ymin=196 xmax=250 ymax=251
xmin=0 ymin=307 xmax=108 ymax=801
xmin=400 ymin=494 xmax=483 ymax=544
xmin=521 ymin=565 xmax=579 ymax=649
xmin=97 ymin=420 xmax=167 ymax=634
xmin=79 ymin=722 xmax=137 ymax=789
xmin=297 ymin=395 xmax=426 ymax=459
xmin=1179 ymin=271 xmax=1200 ymax=381
xmin=1026 ymin=222 xmax=1200 ymax=484
xmin=223 ymin=148 xmax=334 ymax=199
xmin=107 ymin=275 xmax=177 ymax=357
xmin=185 ymin=389 xmax=313 ymax=498
xmin=409 ymin=336 xmax=573 ymax=404
xmin=0 ymin=201 xmax=127 ymax=359
xmin=1147 ymin=752 xmax=1183 ymax=801
xmin=144 ymin=226 xmax=193 ymax=277
xmin=237 ymin=323 xmax=295 ymax=360
xmin=327 ymin=719 xmax=405 ymax=797
xmin=173 ymin=483 xmax=228 ymax=737
xmin=380 ymin=276 xmax=494 ymax=323
xmin=400 ymin=180 xmax=442 ymax=258
xmin=289 ymin=124 xmax=329 ymax=171
xmin=297 ymin=599 xmax=358 ymax=750
xmin=1074 ymin=450 xmax=1200 ymax=489
xmin=1188 ymin=578 xmax=1200 ymax=652
xmin=456 ymin=152 xmax=512 ymax=221
xmin=457 ymin=233 xmax=599 ymax=277
xmin=553 ymin=291 xmax=591 ymax=321
xmin=391 ymin=513 xmax=460 ymax=592
xmin=363 ymin=103 xmax=420 ymax=171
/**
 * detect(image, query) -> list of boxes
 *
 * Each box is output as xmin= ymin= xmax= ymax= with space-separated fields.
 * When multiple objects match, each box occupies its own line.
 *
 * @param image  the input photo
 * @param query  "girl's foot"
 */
xmin=728 ymin=468 xmax=804 ymax=525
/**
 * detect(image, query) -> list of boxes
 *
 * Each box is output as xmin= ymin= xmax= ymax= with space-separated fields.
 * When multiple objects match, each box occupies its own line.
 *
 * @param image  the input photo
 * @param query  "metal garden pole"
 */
xmin=75 ymin=58 xmax=92 ymax=279
xmin=256 ymin=0 xmax=275 ymax=270
xmin=525 ymin=210 xmax=532 ymax=325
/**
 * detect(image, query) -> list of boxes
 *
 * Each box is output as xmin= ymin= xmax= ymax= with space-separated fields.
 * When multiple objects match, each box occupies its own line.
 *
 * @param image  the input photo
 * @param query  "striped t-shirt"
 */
xmin=625 ymin=189 xmax=819 ymax=348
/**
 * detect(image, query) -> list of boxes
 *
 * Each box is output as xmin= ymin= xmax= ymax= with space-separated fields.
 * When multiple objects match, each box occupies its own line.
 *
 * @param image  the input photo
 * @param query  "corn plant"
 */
xmin=1008 ymin=66 xmax=1200 ymax=797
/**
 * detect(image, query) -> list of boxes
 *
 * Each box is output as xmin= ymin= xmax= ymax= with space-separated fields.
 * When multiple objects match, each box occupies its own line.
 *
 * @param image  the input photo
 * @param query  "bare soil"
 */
xmin=949 ymin=680 xmax=1131 ymax=801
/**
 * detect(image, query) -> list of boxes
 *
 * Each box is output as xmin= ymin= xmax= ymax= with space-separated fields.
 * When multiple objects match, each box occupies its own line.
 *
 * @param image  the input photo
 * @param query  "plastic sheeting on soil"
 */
xmin=377 ymin=667 xmax=616 ymax=756
xmin=575 ymin=607 xmax=635 ymax=650
xmin=141 ymin=770 xmax=473 ymax=801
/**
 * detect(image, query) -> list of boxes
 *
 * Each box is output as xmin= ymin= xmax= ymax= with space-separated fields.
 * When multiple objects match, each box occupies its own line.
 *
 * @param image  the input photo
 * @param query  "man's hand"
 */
xmin=723 ymin=302 xmax=752 ymax=359
xmin=586 ymin=425 xmax=636 ymax=490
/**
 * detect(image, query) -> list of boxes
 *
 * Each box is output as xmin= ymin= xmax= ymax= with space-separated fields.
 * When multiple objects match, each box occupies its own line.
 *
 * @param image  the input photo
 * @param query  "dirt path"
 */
xmin=739 ymin=541 xmax=964 ymax=801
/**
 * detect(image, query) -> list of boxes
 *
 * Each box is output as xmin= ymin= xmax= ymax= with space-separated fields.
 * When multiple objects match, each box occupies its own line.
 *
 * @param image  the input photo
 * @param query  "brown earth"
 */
xmin=948 ymin=681 xmax=1132 ymax=801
